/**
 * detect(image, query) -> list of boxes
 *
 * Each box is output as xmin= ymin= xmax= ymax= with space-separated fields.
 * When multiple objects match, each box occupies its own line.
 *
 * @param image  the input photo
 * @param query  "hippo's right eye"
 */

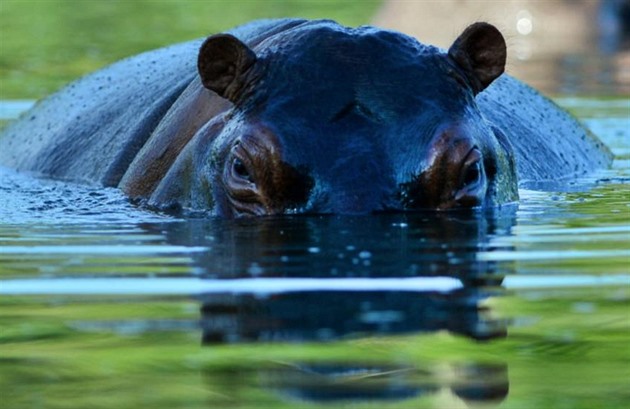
xmin=232 ymin=157 xmax=253 ymax=182
xmin=463 ymin=161 xmax=481 ymax=187
xmin=460 ymin=148 xmax=484 ymax=189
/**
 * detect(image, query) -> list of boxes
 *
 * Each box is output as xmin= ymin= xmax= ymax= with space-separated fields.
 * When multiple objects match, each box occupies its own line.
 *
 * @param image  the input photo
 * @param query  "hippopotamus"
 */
xmin=0 ymin=19 xmax=612 ymax=217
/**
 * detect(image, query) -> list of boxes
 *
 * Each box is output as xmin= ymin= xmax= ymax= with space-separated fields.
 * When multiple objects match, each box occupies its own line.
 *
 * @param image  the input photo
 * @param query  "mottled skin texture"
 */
xmin=0 ymin=19 xmax=612 ymax=217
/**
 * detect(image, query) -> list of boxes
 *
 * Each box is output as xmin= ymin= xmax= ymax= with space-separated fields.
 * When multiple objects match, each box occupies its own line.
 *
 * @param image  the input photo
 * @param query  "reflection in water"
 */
xmin=261 ymin=362 xmax=509 ymax=406
xmin=1 ymin=110 xmax=627 ymax=407
xmin=187 ymin=210 xmax=515 ymax=406
xmin=199 ymin=289 xmax=507 ymax=344
xmin=198 ymin=289 xmax=508 ymax=405
xmin=143 ymin=208 xmax=517 ymax=283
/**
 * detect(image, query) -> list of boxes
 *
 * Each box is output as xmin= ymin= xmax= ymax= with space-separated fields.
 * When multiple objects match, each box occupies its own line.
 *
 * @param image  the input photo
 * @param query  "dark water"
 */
xmin=0 ymin=98 xmax=629 ymax=409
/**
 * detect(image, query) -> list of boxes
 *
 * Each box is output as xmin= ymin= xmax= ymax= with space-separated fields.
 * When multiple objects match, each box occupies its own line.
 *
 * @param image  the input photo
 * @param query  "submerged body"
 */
xmin=0 ymin=19 xmax=612 ymax=217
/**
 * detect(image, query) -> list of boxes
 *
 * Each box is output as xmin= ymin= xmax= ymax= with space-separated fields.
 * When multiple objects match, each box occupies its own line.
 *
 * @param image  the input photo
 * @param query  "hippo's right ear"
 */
xmin=197 ymin=34 xmax=257 ymax=103
xmin=448 ymin=22 xmax=506 ymax=94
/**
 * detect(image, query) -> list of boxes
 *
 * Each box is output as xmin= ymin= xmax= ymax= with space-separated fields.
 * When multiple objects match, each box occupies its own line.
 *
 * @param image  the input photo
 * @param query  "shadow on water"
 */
xmin=143 ymin=210 xmax=517 ymax=406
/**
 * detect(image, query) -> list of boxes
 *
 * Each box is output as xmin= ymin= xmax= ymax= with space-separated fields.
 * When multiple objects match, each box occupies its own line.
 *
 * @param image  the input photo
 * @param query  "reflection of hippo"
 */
xmin=259 ymin=362 xmax=509 ymax=406
xmin=0 ymin=19 xmax=612 ymax=216
xmin=199 ymin=289 xmax=508 ymax=343
xmin=140 ymin=210 xmax=515 ymax=280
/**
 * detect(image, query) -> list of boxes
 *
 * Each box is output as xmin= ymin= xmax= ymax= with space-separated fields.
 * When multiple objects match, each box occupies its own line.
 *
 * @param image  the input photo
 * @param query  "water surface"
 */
xmin=0 ymin=98 xmax=628 ymax=409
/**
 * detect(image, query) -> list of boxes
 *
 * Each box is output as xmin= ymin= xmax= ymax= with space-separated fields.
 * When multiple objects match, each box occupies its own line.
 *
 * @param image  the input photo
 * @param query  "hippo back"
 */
xmin=478 ymin=76 xmax=612 ymax=184
xmin=0 ymin=40 xmax=199 ymax=185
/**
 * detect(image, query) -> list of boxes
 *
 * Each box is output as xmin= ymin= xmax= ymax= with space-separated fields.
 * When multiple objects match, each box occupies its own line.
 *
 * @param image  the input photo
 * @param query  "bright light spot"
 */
xmin=516 ymin=10 xmax=533 ymax=35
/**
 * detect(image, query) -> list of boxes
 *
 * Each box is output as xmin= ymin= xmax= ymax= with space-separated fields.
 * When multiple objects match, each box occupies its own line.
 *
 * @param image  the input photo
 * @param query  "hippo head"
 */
xmin=162 ymin=21 xmax=518 ymax=217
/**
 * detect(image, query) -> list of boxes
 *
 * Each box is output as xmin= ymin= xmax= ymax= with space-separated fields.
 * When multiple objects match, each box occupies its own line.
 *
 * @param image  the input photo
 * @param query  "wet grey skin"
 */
xmin=0 ymin=19 xmax=612 ymax=217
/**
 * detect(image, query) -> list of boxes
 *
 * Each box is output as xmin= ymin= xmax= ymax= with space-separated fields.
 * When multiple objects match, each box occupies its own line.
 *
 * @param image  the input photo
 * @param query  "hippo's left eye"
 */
xmin=232 ymin=157 xmax=253 ymax=182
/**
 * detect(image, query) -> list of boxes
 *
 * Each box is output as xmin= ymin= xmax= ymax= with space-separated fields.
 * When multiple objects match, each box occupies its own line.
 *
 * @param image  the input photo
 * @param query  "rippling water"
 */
xmin=1 ymin=98 xmax=629 ymax=409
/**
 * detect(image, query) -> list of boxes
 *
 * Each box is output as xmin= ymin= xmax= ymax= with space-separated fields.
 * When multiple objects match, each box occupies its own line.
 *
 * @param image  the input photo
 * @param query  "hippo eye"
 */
xmin=232 ymin=157 xmax=253 ymax=182
xmin=460 ymin=148 xmax=484 ymax=189
xmin=464 ymin=161 xmax=481 ymax=186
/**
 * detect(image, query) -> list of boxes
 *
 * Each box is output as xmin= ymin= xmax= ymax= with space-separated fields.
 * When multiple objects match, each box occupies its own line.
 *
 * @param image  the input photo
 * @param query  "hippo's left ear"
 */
xmin=448 ymin=22 xmax=506 ymax=94
xmin=198 ymin=34 xmax=257 ymax=103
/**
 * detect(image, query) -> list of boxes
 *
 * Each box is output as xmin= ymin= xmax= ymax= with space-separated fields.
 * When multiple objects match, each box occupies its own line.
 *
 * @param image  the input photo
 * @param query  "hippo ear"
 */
xmin=448 ymin=22 xmax=506 ymax=94
xmin=197 ymin=34 xmax=257 ymax=102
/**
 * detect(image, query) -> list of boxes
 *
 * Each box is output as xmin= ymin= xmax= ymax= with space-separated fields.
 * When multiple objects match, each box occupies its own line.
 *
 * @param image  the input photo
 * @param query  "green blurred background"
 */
xmin=0 ymin=0 xmax=381 ymax=99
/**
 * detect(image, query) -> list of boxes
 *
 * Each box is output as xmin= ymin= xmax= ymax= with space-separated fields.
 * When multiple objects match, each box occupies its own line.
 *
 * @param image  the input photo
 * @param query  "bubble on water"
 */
xmin=307 ymin=247 xmax=321 ymax=254
xmin=392 ymin=222 xmax=408 ymax=228
xmin=359 ymin=310 xmax=404 ymax=324
xmin=448 ymin=257 xmax=462 ymax=265
xmin=358 ymin=251 xmax=372 ymax=259
xmin=346 ymin=245 xmax=356 ymax=251
xmin=316 ymin=328 xmax=335 ymax=340
xmin=191 ymin=267 xmax=206 ymax=276
xmin=280 ymin=255 xmax=289 ymax=263
xmin=247 ymin=262 xmax=264 ymax=276
xmin=39 ymin=265 xmax=59 ymax=275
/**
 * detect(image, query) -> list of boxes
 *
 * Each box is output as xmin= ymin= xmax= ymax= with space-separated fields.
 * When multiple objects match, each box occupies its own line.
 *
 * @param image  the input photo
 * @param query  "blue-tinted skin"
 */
xmin=0 ymin=19 xmax=612 ymax=217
